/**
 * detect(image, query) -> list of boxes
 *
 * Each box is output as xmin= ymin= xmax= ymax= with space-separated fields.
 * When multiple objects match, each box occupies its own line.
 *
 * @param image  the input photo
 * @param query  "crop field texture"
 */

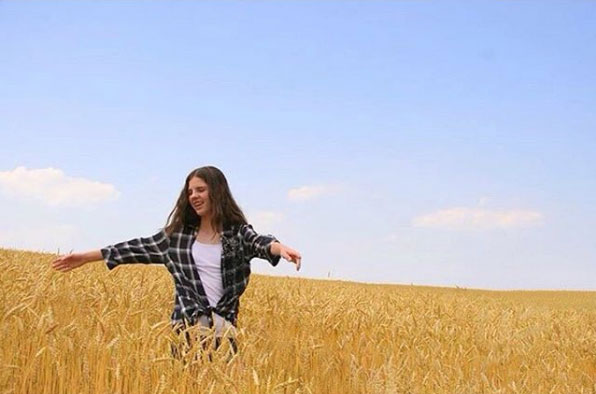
xmin=1 ymin=248 xmax=596 ymax=393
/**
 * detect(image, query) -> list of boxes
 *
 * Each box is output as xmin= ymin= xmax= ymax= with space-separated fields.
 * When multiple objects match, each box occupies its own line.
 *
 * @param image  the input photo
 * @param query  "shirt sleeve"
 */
xmin=100 ymin=229 xmax=170 ymax=270
xmin=240 ymin=224 xmax=281 ymax=267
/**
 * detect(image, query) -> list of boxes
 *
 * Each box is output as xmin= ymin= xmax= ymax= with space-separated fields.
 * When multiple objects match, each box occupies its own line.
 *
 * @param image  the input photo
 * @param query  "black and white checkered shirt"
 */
xmin=100 ymin=224 xmax=280 ymax=328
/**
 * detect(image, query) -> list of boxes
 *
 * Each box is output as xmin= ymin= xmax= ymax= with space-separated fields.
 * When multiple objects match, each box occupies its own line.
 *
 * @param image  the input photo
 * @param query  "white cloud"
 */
xmin=0 ymin=166 xmax=120 ymax=206
xmin=412 ymin=207 xmax=544 ymax=229
xmin=249 ymin=210 xmax=284 ymax=233
xmin=287 ymin=184 xmax=340 ymax=202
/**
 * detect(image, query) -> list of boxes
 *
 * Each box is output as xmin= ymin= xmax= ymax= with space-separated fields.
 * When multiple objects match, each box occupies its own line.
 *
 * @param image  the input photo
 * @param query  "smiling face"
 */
xmin=164 ymin=166 xmax=250 ymax=235
xmin=187 ymin=176 xmax=211 ymax=218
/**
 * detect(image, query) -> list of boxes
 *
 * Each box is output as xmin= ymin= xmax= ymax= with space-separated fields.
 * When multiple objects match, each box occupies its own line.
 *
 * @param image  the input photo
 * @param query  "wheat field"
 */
xmin=1 ymin=248 xmax=595 ymax=393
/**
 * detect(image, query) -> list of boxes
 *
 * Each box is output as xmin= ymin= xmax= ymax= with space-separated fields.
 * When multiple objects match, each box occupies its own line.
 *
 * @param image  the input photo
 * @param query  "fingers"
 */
xmin=52 ymin=261 xmax=69 ymax=272
xmin=281 ymin=251 xmax=298 ymax=262
xmin=289 ymin=251 xmax=301 ymax=271
xmin=51 ymin=257 xmax=63 ymax=270
xmin=277 ymin=245 xmax=302 ymax=271
xmin=281 ymin=249 xmax=302 ymax=271
xmin=51 ymin=255 xmax=72 ymax=272
xmin=281 ymin=251 xmax=292 ymax=261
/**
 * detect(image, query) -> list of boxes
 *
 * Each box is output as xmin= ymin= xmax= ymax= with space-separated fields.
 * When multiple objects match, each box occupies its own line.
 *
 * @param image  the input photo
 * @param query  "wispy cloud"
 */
xmin=412 ymin=207 xmax=544 ymax=229
xmin=287 ymin=184 xmax=340 ymax=202
xmin=0 ymin=166 xmax=120 ymax=206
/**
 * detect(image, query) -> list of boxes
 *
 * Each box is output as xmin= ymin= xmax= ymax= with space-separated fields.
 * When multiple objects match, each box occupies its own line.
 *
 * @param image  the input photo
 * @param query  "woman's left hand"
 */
xmin=273 ymin=243 xmax=302 ymax=271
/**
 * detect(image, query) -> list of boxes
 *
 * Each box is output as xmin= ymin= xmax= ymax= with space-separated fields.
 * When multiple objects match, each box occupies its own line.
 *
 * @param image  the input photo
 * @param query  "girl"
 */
xmin=51 ymin=166 xmax=301 ymax=360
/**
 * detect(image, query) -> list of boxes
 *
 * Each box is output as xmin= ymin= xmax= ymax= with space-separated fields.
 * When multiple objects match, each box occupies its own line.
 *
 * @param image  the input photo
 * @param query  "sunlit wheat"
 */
xmin=1 ymin=248 xmax=596 ymax=393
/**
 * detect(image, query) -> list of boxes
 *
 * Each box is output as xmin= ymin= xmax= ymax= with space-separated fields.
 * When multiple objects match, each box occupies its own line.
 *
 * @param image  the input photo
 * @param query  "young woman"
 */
xmin=51 ymin=166 xmax=301 ymax=360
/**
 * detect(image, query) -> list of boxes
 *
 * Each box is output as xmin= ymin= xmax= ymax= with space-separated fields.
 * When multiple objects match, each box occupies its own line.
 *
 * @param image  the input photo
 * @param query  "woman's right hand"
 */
xmin=51 ymin=253 xmax=89 ymax=273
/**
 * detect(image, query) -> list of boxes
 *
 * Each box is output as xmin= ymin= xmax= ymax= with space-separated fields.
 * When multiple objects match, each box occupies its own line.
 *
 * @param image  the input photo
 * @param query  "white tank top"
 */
xmin=191 ymin=240 xmax=224 ymax=308
xmin=191 ymin=240 xmax=236 ymax=337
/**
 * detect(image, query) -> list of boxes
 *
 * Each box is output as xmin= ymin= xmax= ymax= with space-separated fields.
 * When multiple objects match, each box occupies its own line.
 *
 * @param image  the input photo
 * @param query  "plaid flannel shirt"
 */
xmin=100 ymin=223 xmax=280 ymax=328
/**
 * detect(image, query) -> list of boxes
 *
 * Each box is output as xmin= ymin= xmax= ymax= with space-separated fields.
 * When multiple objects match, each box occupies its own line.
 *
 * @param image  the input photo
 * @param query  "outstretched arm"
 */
xmin=241 ymin=224 xmax=301 ymax=271
xmin=100 ymin=230 xmax=169 ymax=270
xmin=51 ymin=250 xmax=103 ymax=272
xmin=51 ymin=229 xmax=169 ymax=273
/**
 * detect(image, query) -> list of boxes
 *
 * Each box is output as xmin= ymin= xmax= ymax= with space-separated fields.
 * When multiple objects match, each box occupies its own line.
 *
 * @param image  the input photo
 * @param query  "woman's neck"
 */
xmin=198 ymin=215 xmax=218 ymax=234
xmin=197 ymin=217 xmax=221 ymax=243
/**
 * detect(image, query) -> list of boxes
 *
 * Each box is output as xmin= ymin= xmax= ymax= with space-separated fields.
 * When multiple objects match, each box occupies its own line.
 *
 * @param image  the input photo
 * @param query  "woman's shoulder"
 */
xmin=222 ymin=223 xmax=252 ymax=238
xmin=223 ymin=223 xmax=244 ymax=234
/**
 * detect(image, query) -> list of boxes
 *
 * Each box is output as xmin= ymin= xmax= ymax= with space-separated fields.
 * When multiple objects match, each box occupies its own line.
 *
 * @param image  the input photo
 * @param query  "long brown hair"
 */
xmin=164 ymin=166 xmax=247 ymax=236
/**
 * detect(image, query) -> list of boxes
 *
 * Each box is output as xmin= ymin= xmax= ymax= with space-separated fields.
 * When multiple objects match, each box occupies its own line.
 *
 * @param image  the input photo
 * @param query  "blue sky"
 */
xmin=1 ymin=1 xmax=594 ymax=290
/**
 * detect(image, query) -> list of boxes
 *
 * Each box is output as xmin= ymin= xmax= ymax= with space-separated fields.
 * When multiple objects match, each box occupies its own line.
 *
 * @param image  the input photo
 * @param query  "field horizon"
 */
xmin=3 ymin=246 xmax=594 ymax=294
